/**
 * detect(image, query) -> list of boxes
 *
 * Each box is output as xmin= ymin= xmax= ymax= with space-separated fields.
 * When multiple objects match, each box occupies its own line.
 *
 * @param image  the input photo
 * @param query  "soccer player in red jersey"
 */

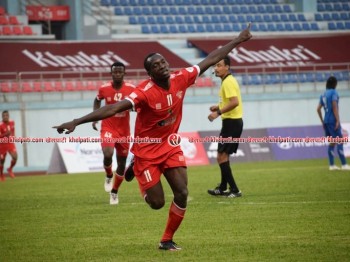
xmin=0 ymin=110 xmax=17 ymax=181
xmin=92 ymin=62 xmax=135 ymax=204
xmin=53 ymin=24 xmax=252 ymax=250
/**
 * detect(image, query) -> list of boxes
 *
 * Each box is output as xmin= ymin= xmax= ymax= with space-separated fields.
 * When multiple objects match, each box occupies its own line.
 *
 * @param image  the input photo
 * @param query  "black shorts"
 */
xmin=218 ymin=118 xmax=243 ymax=155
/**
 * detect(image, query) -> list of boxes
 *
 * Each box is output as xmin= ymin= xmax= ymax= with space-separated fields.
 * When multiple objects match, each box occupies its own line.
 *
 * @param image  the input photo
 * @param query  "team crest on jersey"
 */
xmin=176 ymin=91 xmax=183 ymax=99
xmin=156 ymin=103 xmax=162 ymax=109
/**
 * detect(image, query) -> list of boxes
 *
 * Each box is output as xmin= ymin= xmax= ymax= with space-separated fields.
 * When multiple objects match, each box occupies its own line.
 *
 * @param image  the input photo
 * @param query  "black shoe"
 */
xmin=207 ymin=186 xmax=226 ymax=196
xmin=159 ymin=240 xmax=182 ymax=251
xmin=225 ymin=190 xmax=242 ymax=198
xmin=124 ymin=158 xmax=135 ymax=182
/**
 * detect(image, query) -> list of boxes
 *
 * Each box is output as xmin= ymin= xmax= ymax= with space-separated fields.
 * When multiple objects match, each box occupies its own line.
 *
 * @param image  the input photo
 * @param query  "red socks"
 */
xmin=161 ymin=201 xmax=186 ymax=242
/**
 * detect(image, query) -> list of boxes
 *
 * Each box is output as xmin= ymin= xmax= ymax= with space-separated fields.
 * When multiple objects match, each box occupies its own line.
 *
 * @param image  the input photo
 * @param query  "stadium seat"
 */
xmin=0 ymin=15 xmax=9 ymax=25
xmin=283 ymin=4 xmax=292 ymax=12
xmin=254 ymin=15 xmax=263 ymax=23
xmin=274 ymin=5 xmax=283 ymax=13
xmin=343 ymin=3 xmax=350 ymax=11
xmin=169 ymin=25 xmax=178 ymax=33
xmin=302 ymin=22 xmax=310 ymax=31
xmin=229 ymin=15 xmax=237 ymax=23
xmin=331 ymin=13 xmax=340 ymax=21
xmin=211 ymin=15 xmax=220 ymax=23
xmin=0 ymin=82 xmax=11 ymax=92
xmin=202 ymin=16 xmax=210 ymax=24
xmin=205 ymin=6 xmax=214 ymax=14
xmin=178 ymin=25 xmax=187 ymax=33
xmin=9 ymin=16 xmax=20 ymax=25
xmin=284 ymin=23 xmax=293 ymax=31
xmin=54 ymin=81 xmax=64 ymax=91
xmin=232 ymin=24 xmax=241 ymax=31
xmin=151 ymin=25 xmax=160 ymax=33
xmin=310 ymin=22 xmax=319 ymax=30
xmin=156 ymin=16 xmax=165 ymax=24
xmin=328 ymin=22 xmax=336 ymax=30
xmin=13 ymin=26 xmax=23 ymax=35
xmin=141 ymin=25 xmax=150 ymax=33
xmin=257 ymin=5 xmax=266 ymax=13
xmin=293 ymin=23 xmax=302 ymax=31
xmin=142 ymin=7 xmax=151 ymax=15
xmin=175 ymin=16 xmax=184 ymax=24
xmin=323 ymin=13 xmax=331 ymax=21
xmin=340 ymin=13 xmax=349 ymax=20
xmin=21 ymin=82 xmax=32 ymax=92
xmin=160 ymin=25 xmax=169 ymax=34
xmin=64 ymin=81 xmax=75 ymax=91
xmin=336 ymin=22 xmax=345 ymax=30
xmin=114 ymin=7 xmax=123 ymax=15
xmin=214 ymin=6 xmax=222 ymax=14
xmin=188 ymin=25 xmax=196 ymax=33
xmin=33 ymin=82 xmax=42 ymax=92
xmin=152 ymin=7 xmax=160 ymax=15
xmin=258 ymin=23 xmax=267 ymax=31
xmin=23 ymin=26 xmax=34 ymax=35
xmin=165 ymin=16 xmax=175 ymax=24
xmin=0 ymin=6 xmax=5 ymax=15
xmin=43 ymin=81 xmax=55 ymax=92
xmin=345 ymin=21 xmax=350 ymax=30
xmin=272 ymin=14 xmax=280 ymax=22
xmin=267 ymin=23 xmax=276 ymax=31
xmin=248 ymin=6 xmax=257 ymax=13
xmin=276 ymin=23 xmax=285 ymax=31
xmin=263 ymin=14 xmax=272 ymax=23
xmin=138 ymin=16 xmax=146 ymax=24
xmin=315 ymin=13 xmax=323 ymax=21
xmin=196 ymin=24 xmax=205 ymax=33
xmin=2 ymin=26 xmax=12 ymax=35
xmin=297 ymin=14 xmax=306 ymax=21
xmin=223 ymin=23 xmax=232 ymax=32
xmin=129 ymin=17 xmax=137 ymax=24
xmin=147 ymin=16 xmax=156 ymax=24
xmin=205 ymin=24 xmax=214 ymax=32
xmin=195 ymin=6 xmax=205 ymax=14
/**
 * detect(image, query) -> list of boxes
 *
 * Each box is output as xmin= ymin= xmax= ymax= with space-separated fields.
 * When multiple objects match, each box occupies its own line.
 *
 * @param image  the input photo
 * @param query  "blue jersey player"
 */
xmin=317 ymin=76 xmax=350 ymax=171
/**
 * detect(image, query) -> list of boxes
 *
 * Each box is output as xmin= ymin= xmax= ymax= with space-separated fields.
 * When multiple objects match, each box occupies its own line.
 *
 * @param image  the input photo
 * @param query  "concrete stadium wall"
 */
xmin=1 ymin=93 xmax=350 ymax=171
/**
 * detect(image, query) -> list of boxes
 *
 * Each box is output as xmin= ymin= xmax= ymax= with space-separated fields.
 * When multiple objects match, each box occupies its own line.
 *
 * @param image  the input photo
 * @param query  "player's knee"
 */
xmin=175 ymin=187 xmax=188 ymax=204
xmin=148 ymin=198 xmax=165 ymax=210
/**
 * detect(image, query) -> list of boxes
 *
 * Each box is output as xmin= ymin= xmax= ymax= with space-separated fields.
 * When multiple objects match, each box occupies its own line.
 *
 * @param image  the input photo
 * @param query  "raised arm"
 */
xmin=53 ymin=99 xmax=133 ymax=134
xmin=197 ymin=23 xmax=252 ymax=75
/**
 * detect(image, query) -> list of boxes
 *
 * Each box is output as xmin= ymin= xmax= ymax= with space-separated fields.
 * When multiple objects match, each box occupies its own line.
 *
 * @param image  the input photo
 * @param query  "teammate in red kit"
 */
xmin=0 ymin=110 xmax=17 ymax=181
xmin=92 ymin=62 xmax=135 ymax=205
xmin=53 ymin=25 xmax=252 ymax=250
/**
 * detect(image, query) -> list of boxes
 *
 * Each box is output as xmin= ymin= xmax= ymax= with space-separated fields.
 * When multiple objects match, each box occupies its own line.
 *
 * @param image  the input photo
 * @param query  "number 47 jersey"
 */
xmin=96 ymin=81 xmax=135 ymax=137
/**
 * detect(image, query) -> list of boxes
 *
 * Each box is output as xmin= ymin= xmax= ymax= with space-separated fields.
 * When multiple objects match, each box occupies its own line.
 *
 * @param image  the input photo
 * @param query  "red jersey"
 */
xmin=0 ymin=120 xmax=15 ymax=146
xmin=126 ymin=65 xmax=199 ymax=159
xmin=96 ymin=81 xmax=135 ymax=137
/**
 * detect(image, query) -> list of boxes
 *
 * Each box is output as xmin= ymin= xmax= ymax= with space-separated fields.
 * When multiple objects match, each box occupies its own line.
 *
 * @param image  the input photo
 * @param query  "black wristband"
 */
xmin=217 ymin=109 xmax=222 ymax=115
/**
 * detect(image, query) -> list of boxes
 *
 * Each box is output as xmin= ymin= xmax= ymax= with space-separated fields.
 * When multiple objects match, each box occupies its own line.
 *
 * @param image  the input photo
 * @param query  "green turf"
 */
xmin=1 ymin=158 xmax=349 ymax=262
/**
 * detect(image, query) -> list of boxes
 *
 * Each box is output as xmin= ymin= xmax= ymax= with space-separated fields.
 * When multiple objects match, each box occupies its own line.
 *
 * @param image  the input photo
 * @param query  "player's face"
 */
xmin=111 ymin=66 xmax=125 ymax=84
xmin=214 ymin=60 xmax=229 ymax=78
xmin=148 ymin=54 xmax=170 ymax=80
xmin=2 ymin=112 xmax=9 ymax=122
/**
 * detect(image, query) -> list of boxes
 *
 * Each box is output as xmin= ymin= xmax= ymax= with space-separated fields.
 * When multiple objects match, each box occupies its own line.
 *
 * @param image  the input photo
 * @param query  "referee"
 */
xmin=207 ymin=56 xmax=242 ymax=198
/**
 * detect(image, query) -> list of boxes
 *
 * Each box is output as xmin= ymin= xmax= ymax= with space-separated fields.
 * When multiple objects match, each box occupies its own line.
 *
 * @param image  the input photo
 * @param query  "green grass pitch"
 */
xmin=0 ymin=158 xmax=349 ymax=262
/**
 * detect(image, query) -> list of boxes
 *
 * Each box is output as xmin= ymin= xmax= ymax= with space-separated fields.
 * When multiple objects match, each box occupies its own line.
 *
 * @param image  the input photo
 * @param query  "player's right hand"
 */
xmin=52 ymin=121 xmax=76 ymax=134
xmin=92 ymin=121 xmax=98 ymax=131
xmin=238 ymin=23 xmax=252 ymax=43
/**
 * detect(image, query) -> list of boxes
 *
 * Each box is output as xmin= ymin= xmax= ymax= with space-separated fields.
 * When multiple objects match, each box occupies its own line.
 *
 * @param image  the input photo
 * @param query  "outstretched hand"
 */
xmin=238 ymin=23 xmax=252 ymax=43
xmin=52 ymin=120 xmax=76 ymax=134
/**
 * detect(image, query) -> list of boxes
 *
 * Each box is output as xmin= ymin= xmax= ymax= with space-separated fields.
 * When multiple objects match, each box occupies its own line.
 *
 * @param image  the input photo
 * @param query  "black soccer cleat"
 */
xmin=225 ymin=190 xmax=242 ymax=198
xmin=159 ymin=240 xmax=182 ymax=251
xmin=124 ymin=157 xmax=135 ymax=182
xmin=207 ymin=186 xmax=227 ymax=196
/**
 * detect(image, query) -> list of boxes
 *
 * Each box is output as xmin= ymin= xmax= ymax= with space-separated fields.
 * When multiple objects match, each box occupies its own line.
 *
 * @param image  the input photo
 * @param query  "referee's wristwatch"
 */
xmin=217 ymin=109 xmax=222 ymax=115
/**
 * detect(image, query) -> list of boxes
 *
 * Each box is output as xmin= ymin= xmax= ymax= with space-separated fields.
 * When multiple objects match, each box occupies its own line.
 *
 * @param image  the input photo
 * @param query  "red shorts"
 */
xmin=134 ymin=148 xmax=187 ymax=194
xmin=0 ymin=143 xmax=16 ymax=155
xmin=100 ymin=130 xmax=129 ymax=157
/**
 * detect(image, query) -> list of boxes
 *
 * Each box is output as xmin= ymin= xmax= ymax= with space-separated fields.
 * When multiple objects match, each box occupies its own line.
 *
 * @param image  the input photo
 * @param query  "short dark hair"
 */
xmin=2 ymin=110 xmax=9 ymax=115
xmin=143 ymin=53 xmax=161 ymax=73
xmin=326 ymin=76 xmax=337 ymax=89
xmin=223 ymin=56 xmax=231 ymax=67
xmin=110 ymin=62 xmax=125 ymax=72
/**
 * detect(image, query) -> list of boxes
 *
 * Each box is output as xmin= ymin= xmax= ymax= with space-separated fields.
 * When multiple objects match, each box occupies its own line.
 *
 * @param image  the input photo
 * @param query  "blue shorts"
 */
xmin=324 ymin=123 xmax=343 ymax=138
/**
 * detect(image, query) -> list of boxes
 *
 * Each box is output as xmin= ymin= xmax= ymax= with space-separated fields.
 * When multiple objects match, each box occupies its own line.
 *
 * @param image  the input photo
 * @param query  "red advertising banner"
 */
xmin=0 ymin=41 xmax=190 ymax=74
xmin=189 ymin=34 xmax=350 ymax=72
xmin=179 ymin=132 xmax=210 ymax=166
xmin=26 ymin=6 xmax=70 ymax=21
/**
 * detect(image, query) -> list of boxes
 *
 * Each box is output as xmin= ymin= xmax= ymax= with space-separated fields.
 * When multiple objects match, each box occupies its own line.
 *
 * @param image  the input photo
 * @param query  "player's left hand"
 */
xmin=53 ymin=121 xmax=76 ymax=134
